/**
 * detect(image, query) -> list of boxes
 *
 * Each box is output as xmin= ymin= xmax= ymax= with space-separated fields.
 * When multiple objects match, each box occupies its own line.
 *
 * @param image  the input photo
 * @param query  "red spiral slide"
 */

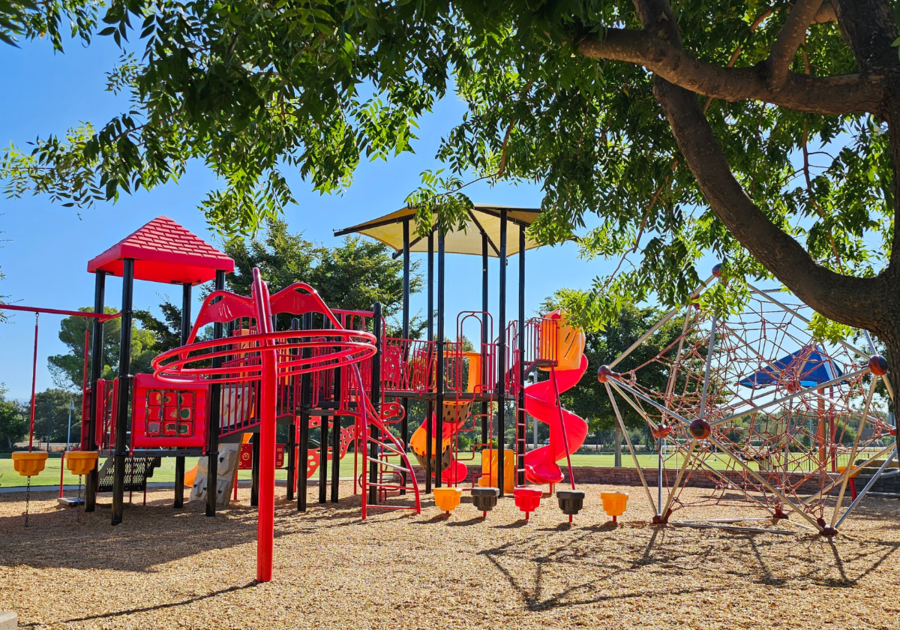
xmin=523 ymin=354 xmax=589 ymax=485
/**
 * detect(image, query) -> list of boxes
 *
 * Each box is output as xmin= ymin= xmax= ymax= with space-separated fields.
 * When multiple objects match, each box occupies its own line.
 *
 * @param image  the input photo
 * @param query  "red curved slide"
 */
xmin=523 ymin=355 xmax=589 ymax=485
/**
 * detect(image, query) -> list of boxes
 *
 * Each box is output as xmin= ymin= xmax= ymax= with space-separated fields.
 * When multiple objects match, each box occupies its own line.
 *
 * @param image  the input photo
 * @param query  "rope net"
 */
xmin=605 ymin=286 xmax=893 ymax=530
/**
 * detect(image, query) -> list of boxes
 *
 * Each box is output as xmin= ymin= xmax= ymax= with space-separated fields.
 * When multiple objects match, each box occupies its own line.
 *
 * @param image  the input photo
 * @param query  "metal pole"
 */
xmin=287 ymin=318 xmax=299 ymax=502
xmin=206 ymin=270 xmax=225 ymax=517
xmin=28 ymin=315 xmax=38 ymax=451
xmin=174 ymin=282 xmax=192 ymax=508
xmin=85 ymin=271 xmax=106 ymax=512
xmin=497 ymin=209 xmax=507 ymax=496
xmin=481 ymin=232 xmax=489 ymax=447
xmin=605 ymin=382 xmax=657 ymax=514
xmin=298 ymin=313 xmax=312 ymax=512
xmin=425 ymin=230 xmax=434 ymax=494
xmin=401 ymin=218 xmax=410 ymax=495
xmin=331 ymin=363 xmax=342 ymax=503
xmin=369 ymin=303 xmax=383 ymax=505
xmin=111 ymin=259 xmax=135 ymax=526
xmin=319 ymin=317 xmax=330 ymax=504
xmin=251 ymin=432 xmax=261 ymax=507
xmin=435 ymin=229 xmax=445 ymax=489
xmin=516 ymin=225 xmax=526 ymax=486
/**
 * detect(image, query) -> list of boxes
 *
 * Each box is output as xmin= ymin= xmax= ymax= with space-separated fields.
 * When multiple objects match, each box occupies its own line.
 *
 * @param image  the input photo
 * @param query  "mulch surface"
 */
xmin=1 ymin=483 xmax=899 ymax=629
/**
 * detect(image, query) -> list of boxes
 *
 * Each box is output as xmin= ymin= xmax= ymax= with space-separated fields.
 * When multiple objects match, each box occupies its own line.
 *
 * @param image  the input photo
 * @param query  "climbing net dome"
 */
xmin=601 ymin=277 xmax=894 ymax=534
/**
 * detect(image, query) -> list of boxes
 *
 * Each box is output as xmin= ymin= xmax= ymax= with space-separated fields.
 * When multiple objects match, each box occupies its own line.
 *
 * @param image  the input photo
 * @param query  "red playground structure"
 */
xmin=8 ymin=209 xmax=592 ymax=582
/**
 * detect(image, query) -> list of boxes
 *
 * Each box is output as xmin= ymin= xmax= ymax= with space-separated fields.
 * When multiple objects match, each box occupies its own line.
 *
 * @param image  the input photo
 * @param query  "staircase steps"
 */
xmin=96 ymin=456 xmax=161 ymax=492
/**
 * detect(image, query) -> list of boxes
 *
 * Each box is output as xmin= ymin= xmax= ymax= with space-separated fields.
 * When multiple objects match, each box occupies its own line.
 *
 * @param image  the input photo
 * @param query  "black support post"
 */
xmin=497 ymin=210 xmax=508 ymax=497
xmin=368 ymin=303 xmax=383 ymax=506
xmin=400 ymin=218 xmax=410 ymax=495
xmin=111 ymin=259 xmax=135 ymax=526
xmin=319 ymin=318 xmax=330 ymax=504
xmin=481 ymin=232 xmax=489 ymax=448
xmin=286 ymin=318 xmax=299 ymax=502
xmin=174 ymin=282 xmax=192 ymax=508
xmin=517 ymin=225 xmax=527 ymax=486
xmin=435 ymin=228 xmax=446 ymax=489
xmin=251 ymin=432 xmax=260 ymax=507
xmin=206 ymin=270 xmax=226 ymax=517
xmin=425 ymin=230 xmax=434 ymax=494
xmin=298 ymin=313 xmax=312 ymax=512
xmin=319 ymin=420 xmax=329 ymax=503
xmin=85 ymin=271 xmax=106 ymax=513
xmin=331 ymin=371 xmax=341 ymax=503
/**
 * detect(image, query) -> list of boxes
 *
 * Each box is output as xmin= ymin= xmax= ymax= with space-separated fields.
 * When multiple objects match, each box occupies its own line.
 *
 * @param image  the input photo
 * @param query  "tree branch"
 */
xmin=831 ymin=0 xmax=900 ymax=73
xmin=626 ymin=0 xmax=887 ymax=331
xmin=578 ymin=29 xmax=885 ymax=116
xmin=812 ymin=2 xmax=837 ymax=24
xmin=653 ymin=76 xmax=885 ymax=330
xmin=767 ymin=0 xmax=823 ymax=87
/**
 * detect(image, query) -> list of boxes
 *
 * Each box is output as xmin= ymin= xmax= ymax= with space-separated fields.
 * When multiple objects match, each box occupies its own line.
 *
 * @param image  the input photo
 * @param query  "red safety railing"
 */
xmin=382 ymin=338 xmax=438 ymax=394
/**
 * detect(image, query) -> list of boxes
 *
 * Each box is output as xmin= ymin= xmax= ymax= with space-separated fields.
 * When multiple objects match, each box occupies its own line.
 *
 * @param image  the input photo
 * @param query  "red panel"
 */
xmin=239 ymin=443 xmax=253 ymax=470
xmin=237 ymin=442 xmax=286 ymax=469
xmin=190 ymin=291 xmax=256 ymax=332
xmin=131 ymin=373 xmax=209 ymax=449
xmin=87 ymin=216 xmax=234 ymax=285
xmin=268 ymin=284 xmax=335 ymax=322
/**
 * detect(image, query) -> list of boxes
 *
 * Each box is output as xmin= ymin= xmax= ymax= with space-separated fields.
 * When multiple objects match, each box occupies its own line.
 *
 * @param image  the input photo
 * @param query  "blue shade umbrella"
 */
xmin=738 ymin=346 xmax=843 ymax=389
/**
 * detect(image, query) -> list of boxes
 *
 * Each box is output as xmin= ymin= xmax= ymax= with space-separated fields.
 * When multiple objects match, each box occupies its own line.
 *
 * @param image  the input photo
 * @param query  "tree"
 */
xmin=4 ymin=2 xmax=900 ymax=395
xmin=135 ymin=300 xmax=185 ymax=352
xmin=31 ymin=388 xmax=81 ymax=443
xmin=546 ymin=296 xmax=685 ymax=433
xmin=48 ymin=307 xmax=159 ymax=390
xmin=0 ymin=0 xmax=97 ymax=49
xmin=0 ymin=385 xmax=26 ymax=451
xmin=225 ymin=219 xmax=425 ymax=335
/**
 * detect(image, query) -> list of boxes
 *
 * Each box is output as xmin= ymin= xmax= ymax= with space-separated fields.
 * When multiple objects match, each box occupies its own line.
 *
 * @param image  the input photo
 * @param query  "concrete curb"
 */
xmin=0 ymin=610 xmax=17 ymax=629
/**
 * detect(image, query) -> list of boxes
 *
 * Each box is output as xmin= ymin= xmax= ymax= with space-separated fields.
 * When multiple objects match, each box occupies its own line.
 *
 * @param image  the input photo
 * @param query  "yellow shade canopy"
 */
xmin=334 ymin=205 xmax=545 ymax=257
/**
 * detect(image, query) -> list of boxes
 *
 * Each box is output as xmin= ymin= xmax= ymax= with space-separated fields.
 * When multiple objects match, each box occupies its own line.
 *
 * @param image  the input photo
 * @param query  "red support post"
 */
xmin=29 ymin=313 xmax=39 ymax=452
xmin=253 ymin=269 xmax=277 ymax=584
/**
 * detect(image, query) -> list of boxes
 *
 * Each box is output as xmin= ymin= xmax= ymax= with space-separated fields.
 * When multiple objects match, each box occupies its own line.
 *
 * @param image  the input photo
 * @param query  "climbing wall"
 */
xmin=190 ymin=443 xmax=241 ymax=507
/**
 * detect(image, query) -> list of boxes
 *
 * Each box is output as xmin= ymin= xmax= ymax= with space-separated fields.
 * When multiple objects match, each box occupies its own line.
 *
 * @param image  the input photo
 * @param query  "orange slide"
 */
xmin=523 ymin=312 xmax=589 ymax=485
xmin=410 ymin=401 xmax=470 ymax=483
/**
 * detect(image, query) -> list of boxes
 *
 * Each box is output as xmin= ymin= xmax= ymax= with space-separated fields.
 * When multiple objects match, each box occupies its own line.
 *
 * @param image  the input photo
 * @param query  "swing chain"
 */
xmin=24 ymin=476 xmax=31 ymax=528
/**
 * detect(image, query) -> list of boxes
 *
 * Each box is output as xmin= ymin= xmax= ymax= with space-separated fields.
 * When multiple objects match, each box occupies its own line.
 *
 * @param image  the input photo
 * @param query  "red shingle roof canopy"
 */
xmin=87 ymin=216 xmax=235 ymax=285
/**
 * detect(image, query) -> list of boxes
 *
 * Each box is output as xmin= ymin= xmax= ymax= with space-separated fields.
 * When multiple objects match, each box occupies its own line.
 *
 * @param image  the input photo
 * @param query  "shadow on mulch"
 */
xmin=0 ymin=488 xmax=397 ymax=573
xmin=16 ymin=582 xmax=259 ymax=628
xmin=475 ymin=522 xmax=900 ymax=613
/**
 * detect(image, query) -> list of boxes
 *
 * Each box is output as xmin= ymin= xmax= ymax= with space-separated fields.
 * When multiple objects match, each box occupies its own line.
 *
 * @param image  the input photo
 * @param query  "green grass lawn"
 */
xmin=0 ymin=448 xmax=863 ymax=489
xmin=0 ymin=453 xmax=363 ymax=488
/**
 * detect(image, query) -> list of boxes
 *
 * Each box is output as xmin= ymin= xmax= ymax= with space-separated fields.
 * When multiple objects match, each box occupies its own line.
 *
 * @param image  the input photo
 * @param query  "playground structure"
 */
xmin=335 ymin=206 xmax=590 ymax=510
xmin=6 ymin=209 xmax=592 ymax=581
xmin=597 ymin=266 xmax=896 ymax=536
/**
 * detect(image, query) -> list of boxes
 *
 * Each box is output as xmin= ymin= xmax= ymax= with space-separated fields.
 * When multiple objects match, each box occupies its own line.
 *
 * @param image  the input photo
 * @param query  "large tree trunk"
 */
xmin=633 ymin=0 xmax=900 ymax=406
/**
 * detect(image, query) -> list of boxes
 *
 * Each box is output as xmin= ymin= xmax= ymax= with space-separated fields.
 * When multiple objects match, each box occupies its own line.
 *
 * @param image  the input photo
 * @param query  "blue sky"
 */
xmin=0 ymin=35 xmax=613 ymax=399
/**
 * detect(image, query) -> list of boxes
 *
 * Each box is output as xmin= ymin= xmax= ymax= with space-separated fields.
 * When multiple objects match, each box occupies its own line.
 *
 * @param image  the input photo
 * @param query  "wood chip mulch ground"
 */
xmin=1 ymin=483 xmax=899 ymax=629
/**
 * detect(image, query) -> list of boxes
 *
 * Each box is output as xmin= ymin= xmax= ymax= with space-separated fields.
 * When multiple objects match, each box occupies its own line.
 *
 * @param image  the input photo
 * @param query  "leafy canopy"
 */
xmin=225 ymin=219 xmax=425 ymax=335
xmin=1 ymin=1 xmax=897 ymax=330
xmin=48 ymin=306 xmax=158 ymax=390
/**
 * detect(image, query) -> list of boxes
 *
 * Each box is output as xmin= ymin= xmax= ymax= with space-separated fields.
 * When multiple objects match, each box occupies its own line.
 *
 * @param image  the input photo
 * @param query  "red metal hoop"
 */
xmin=151 ymin=329 xmax=377 ymax=384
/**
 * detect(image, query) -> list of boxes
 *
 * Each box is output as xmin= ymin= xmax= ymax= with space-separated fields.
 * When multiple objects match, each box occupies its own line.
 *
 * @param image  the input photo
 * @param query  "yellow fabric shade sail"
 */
xmin=333 ymin=205 xmax=543 ymax=257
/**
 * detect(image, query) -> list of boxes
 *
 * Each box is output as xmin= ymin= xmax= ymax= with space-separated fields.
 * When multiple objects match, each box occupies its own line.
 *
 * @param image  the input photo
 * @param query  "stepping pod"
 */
xmin=600 ymin=492 xmax=629 ymax=524
xmin=513 ymin=487 xmax=542 ymax=520
xmin=11 ymin=452 xmax=48 ymax=477
xmin=471 ymin=487 xmax=499 ymax=518
xmin=557 ymin=489 xmax=585 ymax=523
xmin=433 ymin=487 xmax=462 ymax=516
xmin=65 ymin=451 xmax=99 ymax=476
